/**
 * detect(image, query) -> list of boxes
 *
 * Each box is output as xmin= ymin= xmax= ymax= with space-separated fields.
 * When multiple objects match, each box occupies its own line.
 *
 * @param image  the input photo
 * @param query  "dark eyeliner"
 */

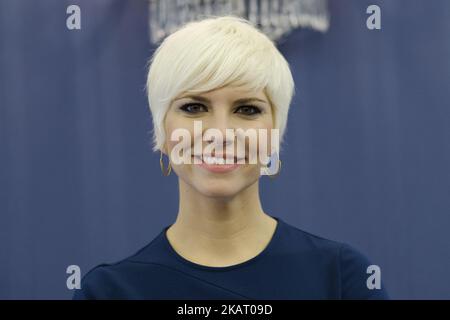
xmin=234 ymin=105 xmax=262 ymax=116
xmin=179 ymin=103 xmax=208 ymax=114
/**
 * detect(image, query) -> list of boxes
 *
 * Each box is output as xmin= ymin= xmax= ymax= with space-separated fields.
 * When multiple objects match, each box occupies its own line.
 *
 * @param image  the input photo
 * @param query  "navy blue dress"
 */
xmin=73 ymin=216 xmax=389 ymax=299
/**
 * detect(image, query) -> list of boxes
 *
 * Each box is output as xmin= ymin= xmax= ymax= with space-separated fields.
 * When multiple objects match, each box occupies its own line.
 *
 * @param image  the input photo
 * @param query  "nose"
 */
xmin=203 ymin=112 xmax=234 ymax=141
xmin=202 ymin=111 xmax=236 ymax=151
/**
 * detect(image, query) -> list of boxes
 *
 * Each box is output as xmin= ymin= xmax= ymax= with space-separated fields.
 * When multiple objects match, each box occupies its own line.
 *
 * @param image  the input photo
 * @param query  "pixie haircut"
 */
xmin=146 ymin=15 xmax=295 ymax=152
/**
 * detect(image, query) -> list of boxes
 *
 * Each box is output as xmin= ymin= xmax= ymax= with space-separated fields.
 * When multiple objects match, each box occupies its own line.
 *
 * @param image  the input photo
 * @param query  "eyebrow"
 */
xmin=175 ymin=95 xmax=268 ymax=104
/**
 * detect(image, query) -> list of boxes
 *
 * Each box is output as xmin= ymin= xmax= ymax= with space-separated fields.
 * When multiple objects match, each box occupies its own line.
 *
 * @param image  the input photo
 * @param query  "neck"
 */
xmin=166 ymin=179 xmax=277 ymax=267
xmin=174 ymin=178 xmax=268 ymax=239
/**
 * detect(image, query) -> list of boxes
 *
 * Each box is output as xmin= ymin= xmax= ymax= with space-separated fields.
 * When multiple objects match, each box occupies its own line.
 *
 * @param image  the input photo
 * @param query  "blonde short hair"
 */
xmin=146 ymin=15 xmax=295 ymax=152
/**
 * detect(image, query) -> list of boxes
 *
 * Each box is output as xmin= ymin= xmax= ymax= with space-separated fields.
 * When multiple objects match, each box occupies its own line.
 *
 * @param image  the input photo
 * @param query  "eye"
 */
xmin=179 ymin=103 xmax=208 ymax=114
xmin=234 ymin=105 xmax=262 ymax=116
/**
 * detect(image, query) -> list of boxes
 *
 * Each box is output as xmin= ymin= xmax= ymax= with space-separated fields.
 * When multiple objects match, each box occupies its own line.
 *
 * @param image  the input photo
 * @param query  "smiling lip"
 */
xmin=192 ymin=156 xmax=245 ymax=173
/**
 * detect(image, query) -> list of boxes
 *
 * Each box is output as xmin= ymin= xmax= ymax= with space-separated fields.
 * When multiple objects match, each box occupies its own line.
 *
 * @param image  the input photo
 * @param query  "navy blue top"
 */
xmin=73 ymin=216 xmax=389 ymax=299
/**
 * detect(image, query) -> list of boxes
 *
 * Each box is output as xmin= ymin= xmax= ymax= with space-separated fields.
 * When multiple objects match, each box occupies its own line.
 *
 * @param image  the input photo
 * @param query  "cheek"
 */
xmin=250 ymin=123 xmax=276 ymax=163
xmin=164 ymin=116 xmax=192 ymax=152
xmin=259 ymin=115 xmax=276 ymax=153
xmin=263 ymin=125 xmax=276 ymax=155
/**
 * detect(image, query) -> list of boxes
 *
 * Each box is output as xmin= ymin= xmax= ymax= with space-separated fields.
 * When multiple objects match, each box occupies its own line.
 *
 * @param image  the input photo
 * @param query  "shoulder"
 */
xmin=72 ymin=234 xmax=166 ymax=300
xmin=337 ymin=242 xmax=389 ymax=299
xmin=280 ymin=219 xmax=389 ymax=299
xmin=72 ymin=263 xmax=117 ymax=300
xmin=72 ymin=258 xmax=147 ymax=299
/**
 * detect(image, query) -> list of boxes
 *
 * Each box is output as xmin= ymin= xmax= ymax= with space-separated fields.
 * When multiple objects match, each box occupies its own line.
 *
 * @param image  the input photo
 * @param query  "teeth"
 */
xmin=203 ymin=156 xmax=226 ymax=165
xmin=196 ymin=156 xmax=245 ymax=165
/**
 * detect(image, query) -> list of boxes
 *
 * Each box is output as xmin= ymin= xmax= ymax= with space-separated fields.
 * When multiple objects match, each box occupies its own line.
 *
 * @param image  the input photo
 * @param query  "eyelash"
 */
xmin=179 ymin=103 xmax=262 ymax=116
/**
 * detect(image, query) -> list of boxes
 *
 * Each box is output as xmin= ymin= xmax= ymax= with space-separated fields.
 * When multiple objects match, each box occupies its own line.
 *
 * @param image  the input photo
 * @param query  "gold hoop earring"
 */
xmin=160 ymin=151 xmax=172 ymax=176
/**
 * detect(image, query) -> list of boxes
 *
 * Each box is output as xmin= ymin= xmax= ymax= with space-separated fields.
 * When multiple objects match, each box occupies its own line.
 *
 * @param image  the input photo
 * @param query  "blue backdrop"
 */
xmin=1 ymin=0 xmax=449 ymax=299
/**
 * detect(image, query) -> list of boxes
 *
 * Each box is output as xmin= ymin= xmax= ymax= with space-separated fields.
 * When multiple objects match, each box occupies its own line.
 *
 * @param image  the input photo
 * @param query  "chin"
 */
xmin=195 ymin=182 xmax=244 ymax=199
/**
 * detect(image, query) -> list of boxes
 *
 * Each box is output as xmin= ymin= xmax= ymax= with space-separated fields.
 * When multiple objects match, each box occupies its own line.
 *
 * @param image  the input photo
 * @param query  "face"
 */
xmin=163 ymin=86 xmax=274 ymax=199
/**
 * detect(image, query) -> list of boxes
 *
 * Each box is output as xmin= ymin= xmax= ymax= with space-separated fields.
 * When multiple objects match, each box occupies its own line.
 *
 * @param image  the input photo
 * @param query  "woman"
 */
xmin=74 ymin=15 xmax=388 ymax=300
